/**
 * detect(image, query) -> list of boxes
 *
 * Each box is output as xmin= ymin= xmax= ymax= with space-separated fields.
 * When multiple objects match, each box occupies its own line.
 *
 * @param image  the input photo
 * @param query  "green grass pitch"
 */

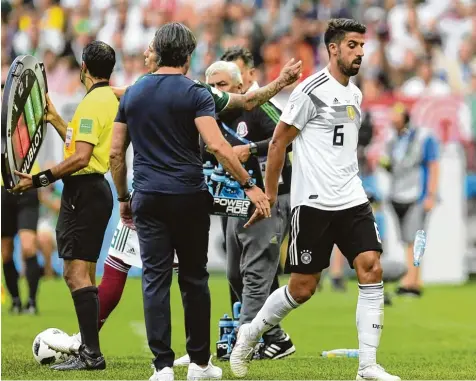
xmin=2 ymin=275 xmax=475 ymax=379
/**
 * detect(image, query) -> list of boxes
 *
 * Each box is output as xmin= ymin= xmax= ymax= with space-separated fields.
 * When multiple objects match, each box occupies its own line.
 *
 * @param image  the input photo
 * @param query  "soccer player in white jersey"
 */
xmin=230 ymin=19 xmax=400 ymax=381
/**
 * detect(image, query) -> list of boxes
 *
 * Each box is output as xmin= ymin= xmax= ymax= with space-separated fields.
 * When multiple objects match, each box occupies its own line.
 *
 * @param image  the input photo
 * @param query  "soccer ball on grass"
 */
xmin=32 ymin=328 xmax=71 ymax=365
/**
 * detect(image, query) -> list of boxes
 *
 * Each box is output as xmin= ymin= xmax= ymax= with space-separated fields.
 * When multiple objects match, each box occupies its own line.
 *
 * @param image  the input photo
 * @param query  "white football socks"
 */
xmin=356 ymin=282 xmax=384 ymax=368
xmin=249 ymin=285 xmax=299 ymax=338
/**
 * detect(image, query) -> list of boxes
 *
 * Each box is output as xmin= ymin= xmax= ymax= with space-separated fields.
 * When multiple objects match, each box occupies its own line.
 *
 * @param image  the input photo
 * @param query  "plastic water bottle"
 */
xmin=210 ymin=165 xmax=226 ymax=196
xmin=248 ymin=170 xmax=257 ymax=185
xmin=233 ymin=302 xmax=241 ymax=321
xmin=221 ymin=177 xmax=244 ymax=199
xmin=203 ymin=161 xmax=214 ymax=184
xmin=413 ymin=230 xmax=427 ymax=267
xmin=207 ymin=180 xmax=214 ymax=196
xmin=218 ymin=314 xmax=234 ymax=340
xmin=321 ymin=349 xmax=359 ymax=358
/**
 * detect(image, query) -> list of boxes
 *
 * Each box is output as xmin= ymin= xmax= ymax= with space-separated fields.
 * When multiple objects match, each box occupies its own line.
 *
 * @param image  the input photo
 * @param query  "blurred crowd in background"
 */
xmin=1 ymin=0 xmax=476 ymax=273
xmin=2 ymin=0 xmax=475 ymax=99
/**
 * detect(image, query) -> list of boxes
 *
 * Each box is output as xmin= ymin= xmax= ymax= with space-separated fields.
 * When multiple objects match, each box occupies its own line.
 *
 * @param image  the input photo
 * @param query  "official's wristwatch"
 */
xmin=117 ymin=193 xmax=131 ymax=202
xmin=243 ymin=177 xmax=255 ymax=190
xmin=249 ymin=142 xmax=258 ymax=156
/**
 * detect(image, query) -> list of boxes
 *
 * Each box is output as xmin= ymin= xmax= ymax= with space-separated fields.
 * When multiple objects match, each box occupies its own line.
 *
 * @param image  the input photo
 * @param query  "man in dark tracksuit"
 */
xmin=205 ymin=61 xmax=295 ymax=360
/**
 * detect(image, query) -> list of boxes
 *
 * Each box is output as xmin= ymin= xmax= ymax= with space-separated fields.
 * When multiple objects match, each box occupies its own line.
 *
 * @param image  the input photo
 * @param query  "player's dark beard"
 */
xmin=337 ymin=55 xmax=361 ymax=77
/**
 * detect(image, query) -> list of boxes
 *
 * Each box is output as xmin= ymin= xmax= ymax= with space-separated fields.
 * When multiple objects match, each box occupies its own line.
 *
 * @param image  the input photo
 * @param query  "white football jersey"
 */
xmin=280 ymin=67 xmax=368 ymax=211
xmin=108 ymin=219 xmax=178 ymax=269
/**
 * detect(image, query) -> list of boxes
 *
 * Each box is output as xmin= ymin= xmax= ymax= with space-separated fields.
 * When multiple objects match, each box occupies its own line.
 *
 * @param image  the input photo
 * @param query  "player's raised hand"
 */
xmin=279 ymin=58 xmax=303 ymax=87
xmin=120 ymin=200 xmax=136 ymax=230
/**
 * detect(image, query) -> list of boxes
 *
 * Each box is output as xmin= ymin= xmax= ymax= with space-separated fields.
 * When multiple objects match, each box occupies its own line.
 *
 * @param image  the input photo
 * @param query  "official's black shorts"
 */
xmin=285 ymin=202 xmax=383 ymax=274
xmin=56 ymin=174 xmax=113 ymax=263
xmin=1 ymin=187 xmax=39 ymax=238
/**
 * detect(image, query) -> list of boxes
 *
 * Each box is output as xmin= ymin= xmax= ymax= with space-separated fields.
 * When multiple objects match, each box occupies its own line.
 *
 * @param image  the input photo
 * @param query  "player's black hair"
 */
xmin=221 ymin=47 xmax=255 ymax=69
xmin=324 ymin=19 xmax=367 ymax=54
xmin=82 ymin=41 xmax=116 ymax=80
xmin=153 ymin=22 xmax=197 ymax=68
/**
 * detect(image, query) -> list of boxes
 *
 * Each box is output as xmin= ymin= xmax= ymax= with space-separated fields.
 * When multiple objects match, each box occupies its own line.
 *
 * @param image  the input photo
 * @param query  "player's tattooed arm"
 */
xmin=222 ymin=58 xmax=302 ymax=113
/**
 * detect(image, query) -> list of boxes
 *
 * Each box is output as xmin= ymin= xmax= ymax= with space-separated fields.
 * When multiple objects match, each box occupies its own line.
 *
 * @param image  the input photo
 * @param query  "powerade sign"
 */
xmin=213 ymin=197 xmax=251 ymax=218
xmin=1 ymin=55 xmax=48 ymax=189
xmin=204 ymin=161 xmax=253 ymax=218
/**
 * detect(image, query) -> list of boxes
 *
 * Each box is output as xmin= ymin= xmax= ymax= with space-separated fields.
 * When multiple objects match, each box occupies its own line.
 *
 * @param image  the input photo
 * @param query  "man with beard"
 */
xmin=230 ymin=19 xmax=400 ymax=381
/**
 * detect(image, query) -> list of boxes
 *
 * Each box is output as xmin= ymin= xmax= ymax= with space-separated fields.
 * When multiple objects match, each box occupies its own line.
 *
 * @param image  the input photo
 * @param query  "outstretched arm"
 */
xmin=222 ymin=58 xmax=302 ymax=113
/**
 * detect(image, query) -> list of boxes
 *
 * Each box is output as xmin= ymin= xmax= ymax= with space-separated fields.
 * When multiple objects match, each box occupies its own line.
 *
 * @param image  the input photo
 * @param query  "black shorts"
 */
xmin=1 ymin=187 xmax=39 ymax=238
xmin=56 ymin=174 xmax=113 ymax=263
xmin=285 ymin=202 xmax=382 ymax=274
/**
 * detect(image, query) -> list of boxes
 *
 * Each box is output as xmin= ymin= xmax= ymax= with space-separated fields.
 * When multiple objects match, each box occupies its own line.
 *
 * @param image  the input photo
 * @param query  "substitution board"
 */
xmin=1 ymin=55 xmax=48 ymax=189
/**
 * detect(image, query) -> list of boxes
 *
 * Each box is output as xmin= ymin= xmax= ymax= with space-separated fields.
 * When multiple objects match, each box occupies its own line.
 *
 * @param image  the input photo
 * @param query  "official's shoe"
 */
xmin=150 ymin=366 xmax=174 ymax=381
xmin=187 ymin=358 xmax=222 ymax=380
xmin=356 ymin=364 xmax=401 ymax=381
xmin=256 ymin=334 xmax=296 ymax=360
xmin=395 ymin=286 xmax=422 ymax=297
xmin=384 ymin=292 xmax=393 ymax=306
xmin=23 ymin=299 xmax=38 ymax=315
xmin=331 ymin=277 xmax=347 ymax=292
xmin=174 ymin=354 xmax=190 ymax=366
xmin=9 ymin=298 xmax=22 ymax=314
xmin=230 ymin=323 xmax=259 ymax=378
xmin=43 ymin=331 xmax=81 ymax=355
xmin=51 ymin=346 xmax=105 ymax=370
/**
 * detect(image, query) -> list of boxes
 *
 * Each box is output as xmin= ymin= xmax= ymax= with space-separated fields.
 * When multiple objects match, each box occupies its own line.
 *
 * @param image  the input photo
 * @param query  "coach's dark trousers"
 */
xmin=131 ymin=190 xmax=213 ymax=370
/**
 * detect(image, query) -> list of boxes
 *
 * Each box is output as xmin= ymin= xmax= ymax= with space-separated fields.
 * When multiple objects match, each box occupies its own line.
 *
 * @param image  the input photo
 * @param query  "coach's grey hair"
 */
xmin=205 ymin=61 xmax=243 ymax=85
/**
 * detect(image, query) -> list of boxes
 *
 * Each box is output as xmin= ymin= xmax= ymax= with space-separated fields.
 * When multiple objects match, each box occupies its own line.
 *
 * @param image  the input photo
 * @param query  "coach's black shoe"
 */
xmin=9 ymin=298 xmax=22 ymax=314
xmin=255 ymin=334 xmax=296 ymax=360
xmin=51 ymin=346 xmax=106 ymax=371
xmin=384 ymin=291 xmax=393 ymax=306
xmin=395 ymin=286 xmax=422 ymax=297
xmin=23 ymin=299 xmax=38 ymax=315
xmin=331 ymin=277 xmax=347 ymax=292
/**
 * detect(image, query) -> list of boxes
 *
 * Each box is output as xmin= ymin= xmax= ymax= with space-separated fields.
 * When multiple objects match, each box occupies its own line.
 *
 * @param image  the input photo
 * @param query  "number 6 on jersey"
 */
xmin=333 ymin=124 xmax=344 ymax=146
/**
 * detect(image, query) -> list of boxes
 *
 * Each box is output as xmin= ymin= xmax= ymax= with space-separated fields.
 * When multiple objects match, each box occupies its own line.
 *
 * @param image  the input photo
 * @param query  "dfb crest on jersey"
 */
xmin=347 ymin=106 xmax=356 ymax=121
xmin=1 ymin=55 xmax=48 ymax=190
xmin=236 ymin=121 xmax=248 ymax=137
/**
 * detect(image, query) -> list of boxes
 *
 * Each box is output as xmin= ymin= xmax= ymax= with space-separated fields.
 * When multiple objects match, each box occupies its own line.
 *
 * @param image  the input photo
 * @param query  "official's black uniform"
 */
xmin=56 ymin=83 xmax=116 ymax=264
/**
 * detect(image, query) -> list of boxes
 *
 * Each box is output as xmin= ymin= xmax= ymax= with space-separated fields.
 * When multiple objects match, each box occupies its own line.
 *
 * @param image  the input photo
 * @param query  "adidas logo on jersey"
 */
xmin=333 ymin=98 xmax=339 ymax=104
xmin=126 ymin=247 xmax=136 ymax=255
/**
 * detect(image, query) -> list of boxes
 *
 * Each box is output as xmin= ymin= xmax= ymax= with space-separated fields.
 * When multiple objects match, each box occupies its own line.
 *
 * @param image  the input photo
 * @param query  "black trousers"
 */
xmin=131 ymin=190 xmax=213 ymax=370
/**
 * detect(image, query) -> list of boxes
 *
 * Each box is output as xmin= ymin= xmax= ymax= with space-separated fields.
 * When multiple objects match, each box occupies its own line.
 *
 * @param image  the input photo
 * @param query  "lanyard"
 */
xmin=221 ymin=122 xmax=251 ymax=144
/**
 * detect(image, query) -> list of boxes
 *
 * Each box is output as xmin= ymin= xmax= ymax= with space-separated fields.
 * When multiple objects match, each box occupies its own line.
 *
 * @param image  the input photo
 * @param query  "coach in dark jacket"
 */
xmin=109 ymin=23 xmax=270 ymax=381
